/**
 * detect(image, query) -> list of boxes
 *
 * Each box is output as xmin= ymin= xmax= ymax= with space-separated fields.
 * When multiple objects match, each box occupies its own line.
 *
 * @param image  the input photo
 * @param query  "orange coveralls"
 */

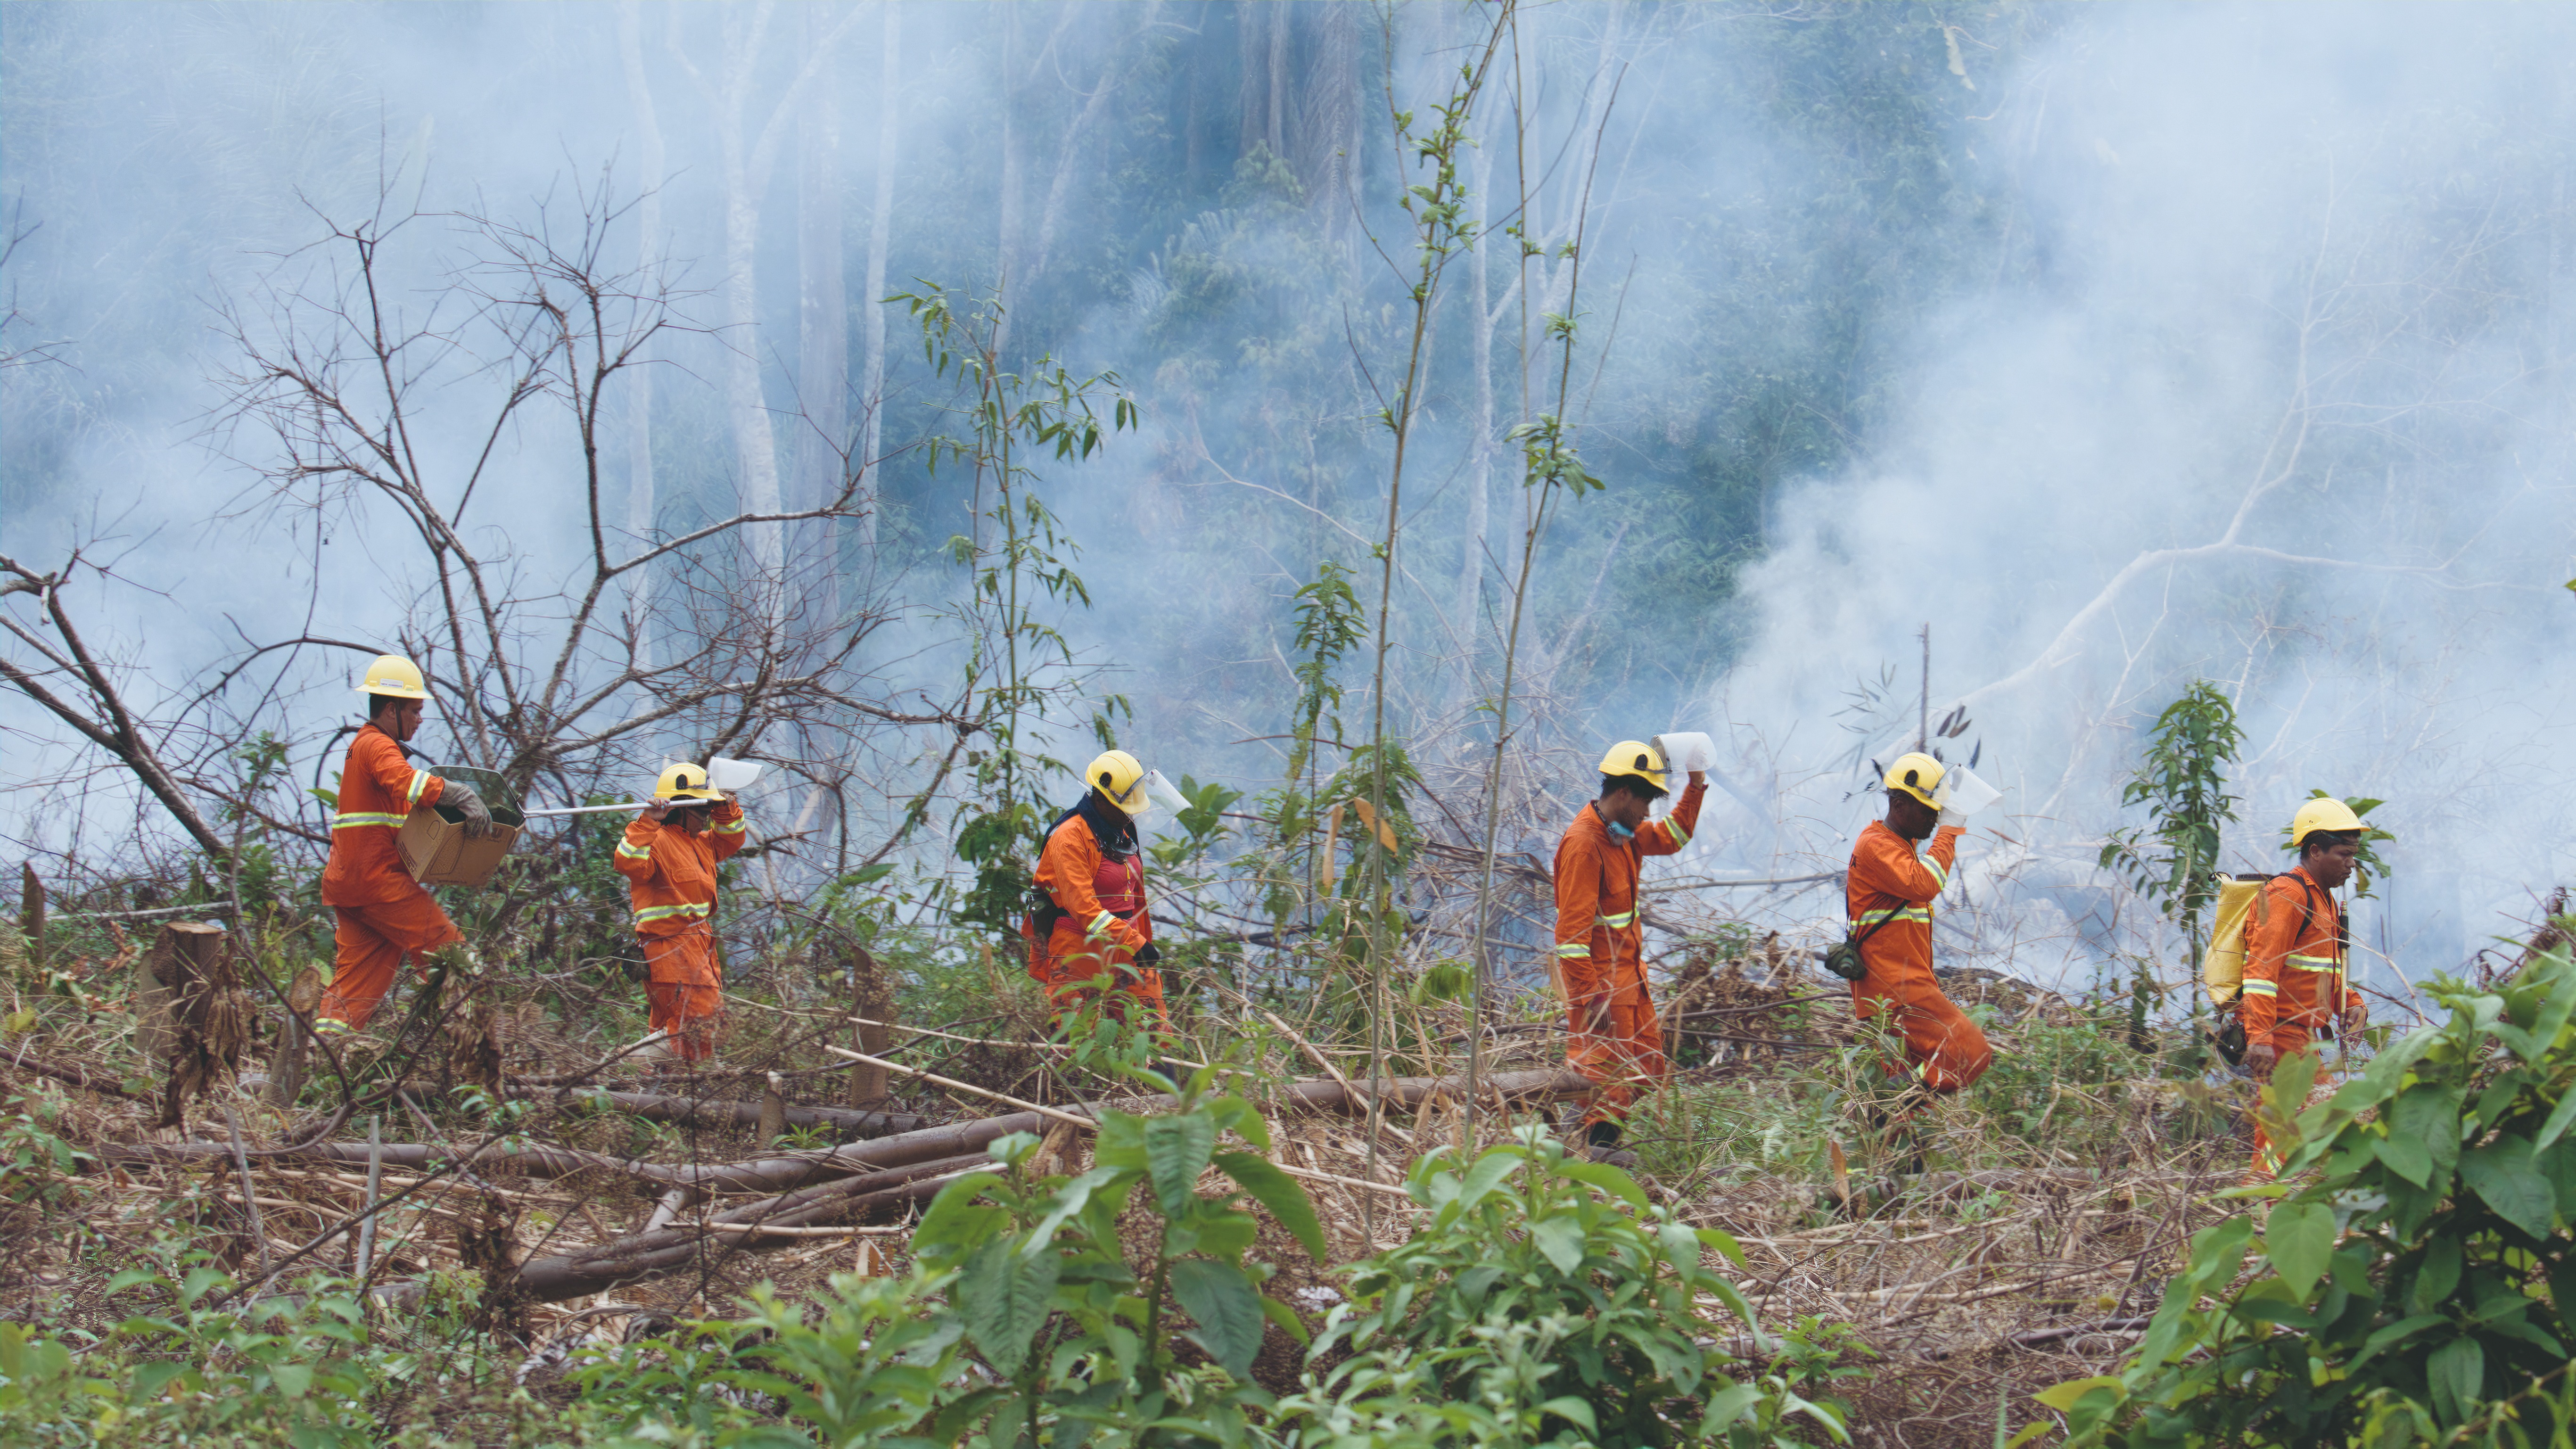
xmin=2241 ymin=865 xmax=2359 ymax=1174
xmin=1029 ymin=809 xmax=1166 ymax=1034
xmin=1553 ymin=782 xmax=1705 ymax=1132
xmin=317 ymin=724 xmax=461 ymax=1033
xmin=612 ymin=800 xmax=746 ymax=1063
xmin=1846 ymin=820 xmax=1992 ymax=1093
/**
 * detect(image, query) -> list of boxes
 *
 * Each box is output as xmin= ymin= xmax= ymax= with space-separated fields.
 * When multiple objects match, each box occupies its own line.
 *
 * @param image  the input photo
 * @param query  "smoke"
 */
xmin=1686 ymin=3 xmax=2576 ymax=987
xmin=2 ymin=3 xmax=2568 ymax=995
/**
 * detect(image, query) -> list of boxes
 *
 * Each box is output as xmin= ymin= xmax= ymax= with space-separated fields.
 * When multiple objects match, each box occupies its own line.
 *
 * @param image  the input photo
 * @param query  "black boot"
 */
xmin=1584 ymin=1120 xmax=1640 ymax=1169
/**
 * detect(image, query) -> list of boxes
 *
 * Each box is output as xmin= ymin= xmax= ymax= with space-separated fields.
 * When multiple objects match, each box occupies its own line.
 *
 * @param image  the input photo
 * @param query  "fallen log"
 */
xmin=3 ymin=1051 xmax=143 ymax=1101
xmin=541 ymin=1085 xmax=926 ymax=1140
xmin=511 ymin=1152 xmax=993 ymax=1302
xmin=106 ymin=1067 xmax=1591 ymax=1210
xmin=1272 ymin=1067 xmax=1593 ymax=1115
xmin=101 ymin=1137 xmax=672 ymax=1183
xmin=356 ymin=1150 xmax=992 ymax=1316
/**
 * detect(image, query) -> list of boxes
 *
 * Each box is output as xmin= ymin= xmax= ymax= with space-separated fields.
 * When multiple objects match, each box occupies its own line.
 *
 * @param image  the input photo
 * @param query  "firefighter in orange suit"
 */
xmin=2243 ymin=797 xmax=2370 ymax=1175
xmin=612 ymin=763 xmax=747 ymax=1068
xmin=1553 ymin=740 xmax=1706 ymax=1166
xmin=1029 ymin=749 xmax=1168 ymax=1037
xmin=316 ymin=655 xmax=495 ymax=1037
xmin=1846 ymin=753 xmax=1992 ymax=1097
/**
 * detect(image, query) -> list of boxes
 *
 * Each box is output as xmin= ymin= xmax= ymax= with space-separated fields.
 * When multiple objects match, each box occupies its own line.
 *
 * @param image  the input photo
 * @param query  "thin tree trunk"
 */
xmin=855 ymin=1 xmax=899 ymax=553
xmin=618 ymin=1 xmax=664 ymax=667
xmin=723 ymin=152 xmax=786 ymax=583
xmin=1266 ymin=4 xmax=1289 ymax=159
xmin=1300 ymin=2 xmax=1359 ymax=242
xmin=665 ymin=3 xmax=865 ymax=598
xmin=1239 ymin=3 xmax=1268 ymax=160
xmin=797 ymin=4 xmax=849 ymax=621
xmin=1456 ymin=136 xmax=1495 ymax=653
xmin=994 ymin=6 xmax=1024 ymax=356
xmin=1026 ymin=4 xmax=1159 ymax=292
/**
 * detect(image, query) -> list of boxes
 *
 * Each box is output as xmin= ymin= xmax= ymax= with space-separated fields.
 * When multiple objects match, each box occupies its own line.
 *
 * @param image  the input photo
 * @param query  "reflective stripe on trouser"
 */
xmin=320 ymin=891 xmax=463 ymax=1032
xmin=1857 ymin=983 xmax=1993 ymax=1094
xmin=2250 ymin=1027 xmax=2326 ymax=1177
xmin=642 ymin=929 xmax=723 ymax=1062
xmin=1568 ymin=981 xmax=1665 ymax=1130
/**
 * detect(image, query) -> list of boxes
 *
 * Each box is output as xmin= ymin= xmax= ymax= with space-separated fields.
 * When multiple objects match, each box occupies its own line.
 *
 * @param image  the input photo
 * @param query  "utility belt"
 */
xmin=2213 ymin=964 xmax=2345 ymax=1064
xmin=1030 ymin=901 xmax=1144 ymax=941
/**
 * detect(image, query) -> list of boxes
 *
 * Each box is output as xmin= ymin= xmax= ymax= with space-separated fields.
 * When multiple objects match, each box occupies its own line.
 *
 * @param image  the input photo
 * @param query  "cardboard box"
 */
xmin=398 ymin=801 xmax=525 ymax=888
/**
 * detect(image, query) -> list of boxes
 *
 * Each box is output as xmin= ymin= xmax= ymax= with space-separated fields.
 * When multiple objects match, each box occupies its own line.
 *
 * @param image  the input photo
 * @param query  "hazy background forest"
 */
xmin=5 ymin=0 xmax=2572 ymax=1002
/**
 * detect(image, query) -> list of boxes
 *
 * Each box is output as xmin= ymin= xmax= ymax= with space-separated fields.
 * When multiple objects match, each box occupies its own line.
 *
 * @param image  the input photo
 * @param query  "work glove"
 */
xmin=447 ymin=784 xmax=498 ymax=839
xmin=1935 ymin=807 xmax=1967 ymax=832
xmin=1135 ymin=941 xmax=1162 ymax=967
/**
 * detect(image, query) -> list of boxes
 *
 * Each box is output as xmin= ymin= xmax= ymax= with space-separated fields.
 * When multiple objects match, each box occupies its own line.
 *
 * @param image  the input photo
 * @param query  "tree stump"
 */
xmin=758 ymin=1071 xmax=787 ymax=1144
xmin=143 ymin=922 xmax=251 ymax=1127
xmin=17 ymin=862 xmax=41 ymax=967
xmin=266 ymin=965 xmax=322 ymax=1110
xmin=847 ymin=944 xmax=896 ymax=1107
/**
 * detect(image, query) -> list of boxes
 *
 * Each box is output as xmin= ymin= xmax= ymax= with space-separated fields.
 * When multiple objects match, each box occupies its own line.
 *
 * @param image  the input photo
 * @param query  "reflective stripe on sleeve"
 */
xmin=406 ymin=769 xmax=433 ymax=808
xmin=1926 ymin=857 xmax=1950 ymax=890
xmin=331 ymin=812 xmax=408 ymax=830
xmin=1663 ymin=818 xmax=1691 ymax=847
xmin=1086 ymin=910 xmax=1119 ymax=939
xmin=615 ymin=839 xmax=653 ymax=860
xmin=2239 ymin=979 xmax=2279 ymax=997
xmin=713 ymin=817 xmax=747 ymax=835
xmin=1555 ymin=943 xmax=1591 ymax=959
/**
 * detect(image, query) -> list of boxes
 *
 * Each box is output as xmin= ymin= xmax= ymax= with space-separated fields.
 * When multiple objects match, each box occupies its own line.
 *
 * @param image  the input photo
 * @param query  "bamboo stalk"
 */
xmin=223 ymin=1109 xmax=272 ymax=1276
xmin=356 ymin=1115 xmax=381 ymax=1284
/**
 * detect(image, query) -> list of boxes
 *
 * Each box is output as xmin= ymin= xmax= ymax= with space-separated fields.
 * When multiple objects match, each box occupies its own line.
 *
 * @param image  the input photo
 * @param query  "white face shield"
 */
xmin=1932 ymin=765 xmax=2003 ymax=817
xmin=1140 ymin=768 xmax=1192 ymax=817
xmin=1651 ymin=731 xmax=1715 ymax=774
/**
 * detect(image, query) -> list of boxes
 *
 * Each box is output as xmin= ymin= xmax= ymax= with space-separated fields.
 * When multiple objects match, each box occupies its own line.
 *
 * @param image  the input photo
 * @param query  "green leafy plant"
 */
xmin=906 ymin=1063 xmax=1327 ymax=1447
xmin=2099 ymin=681 xmax=2246 ymax=1049
xmin=902 ymin=281 xmax=1136 ymax=944
xmin=0 ymin=1090 xmax=90 ymax=1209
xmin=2040 ymin=933 xmax=2576 ymax=1447
xmin=707 ymin=1272 xmax=969 ymax=1449
xmin=1 ymin=1255 xmax=390 ymax=1447
xmin=1308 ymin=1129 xmax=1852 ymax=1447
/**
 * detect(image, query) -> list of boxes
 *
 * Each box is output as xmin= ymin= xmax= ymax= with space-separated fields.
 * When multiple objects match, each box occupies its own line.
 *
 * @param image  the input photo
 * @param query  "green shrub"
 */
xmin=1294 ymin=1129 xmax=1855 ymax=1448
xmin=0 ymin=1251 xmax=524 ymax=1448
xmin=2042 ymin=936 xmax=2576 ymax=1447
xmin=904 ymin=1063 xmax=1326 ymax=1448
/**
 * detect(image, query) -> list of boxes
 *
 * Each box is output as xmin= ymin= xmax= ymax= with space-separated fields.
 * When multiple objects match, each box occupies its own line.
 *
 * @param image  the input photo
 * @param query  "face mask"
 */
xmin=1606 ymin=819 xmax=1636 ymax=842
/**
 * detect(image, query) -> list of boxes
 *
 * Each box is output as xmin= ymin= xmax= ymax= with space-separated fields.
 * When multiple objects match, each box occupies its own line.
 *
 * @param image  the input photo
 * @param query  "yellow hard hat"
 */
xmin=2289 ymin=796 xmax=2364 ymax=847
xmin=1085 ymin=749 xmax=1151 ymax=815
xmin=1883 ymin=751 xmax=1946 ymax=808
xmin=1597 ymin=740 xmax=1669 ymax=792
xmin=653 ymin=762 xmax=723 ymax=803
xmin=357 ymin=653 xmax=429 ymax=700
